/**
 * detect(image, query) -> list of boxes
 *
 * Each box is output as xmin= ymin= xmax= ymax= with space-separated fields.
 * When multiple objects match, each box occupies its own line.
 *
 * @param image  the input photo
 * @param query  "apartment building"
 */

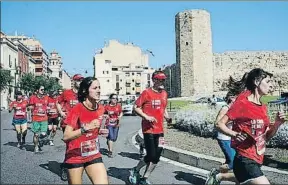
xmin=93 ymin=40 xmax=155 ymax=100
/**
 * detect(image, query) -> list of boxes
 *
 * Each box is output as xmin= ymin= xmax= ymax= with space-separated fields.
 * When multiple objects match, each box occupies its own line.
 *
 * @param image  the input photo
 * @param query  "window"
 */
xmin=105 ymin=60 xmax=111 ymax=64
xmin=116 ymin=75 xmax=119 ymax=82
xmin=125 ymin=73 xmax=129 ymax=77
xmin=132 ymin=87 xmax=135 ymax=90
xmin=112 ymin=68 xmax=118 ymax=71
xmin=9 ymin=55 xmax=11 ymax=67
xmin=107 ymin=79 xmax=109 ymax=82
xmin=132 ymin=79 xmax=135 ymax=82
xmin=107 ymin=71 xmax=109 ymax=74
xmin=132 ymin=72 xmax=134 ymax=75
xmin=147 ymin=74 xmax=150 ymax=80
xmin=116 ymin=82 xmax=119 ymax=90
xmin=120 ymin=79 xmax=122 ymax=82
xmin=103 ymin=71 xmax=105 ymax=74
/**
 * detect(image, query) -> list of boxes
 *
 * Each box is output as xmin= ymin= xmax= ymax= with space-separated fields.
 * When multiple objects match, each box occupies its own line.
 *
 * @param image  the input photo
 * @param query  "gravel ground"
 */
xmin=165 ymin=127 xmax=288 ymax=169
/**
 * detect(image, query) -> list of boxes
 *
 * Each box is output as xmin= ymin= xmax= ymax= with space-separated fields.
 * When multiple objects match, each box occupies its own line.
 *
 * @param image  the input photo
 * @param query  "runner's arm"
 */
xmin=133 ymin=104 xmax=148 ymax=120
xmin=266 ymin=112 xmax=286 ymax=141
xmin=215 ymin=115 xmax=237 ymax=137
xmin=56 ymin=102 xmax=66 ymax=117
xmin=63 ymin=125 xmax=82 ymax=141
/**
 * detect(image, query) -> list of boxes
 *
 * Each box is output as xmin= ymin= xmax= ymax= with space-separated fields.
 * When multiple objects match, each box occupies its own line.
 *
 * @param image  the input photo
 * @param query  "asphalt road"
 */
xmin=1 ymin=110 xmax=207 ymax=184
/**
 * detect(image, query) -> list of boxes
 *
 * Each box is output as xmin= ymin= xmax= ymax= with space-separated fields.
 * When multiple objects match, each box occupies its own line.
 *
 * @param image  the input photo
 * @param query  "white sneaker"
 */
xmin=49 ymin=141 xmax=54 ymax=146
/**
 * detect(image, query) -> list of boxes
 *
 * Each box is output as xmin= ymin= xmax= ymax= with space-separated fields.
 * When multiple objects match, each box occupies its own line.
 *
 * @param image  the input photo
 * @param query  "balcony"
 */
xmin=135 ymin=79 xmax=141 ymax=84
xmin=126 ymin=79 xmax=131 ymax=83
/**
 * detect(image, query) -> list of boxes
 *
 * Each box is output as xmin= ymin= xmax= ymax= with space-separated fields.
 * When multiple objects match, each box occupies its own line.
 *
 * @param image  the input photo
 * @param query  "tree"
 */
xmin=0 ymin=69 xmax=14 ymax=91
xmin=19 ymin=72 xmax=35 ymax=94
xmin=19 ymin=73 xmax=63 ymax=94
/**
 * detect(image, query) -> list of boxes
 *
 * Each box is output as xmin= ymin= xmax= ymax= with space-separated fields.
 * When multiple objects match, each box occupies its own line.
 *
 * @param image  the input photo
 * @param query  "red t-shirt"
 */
xmin=29 ymin=95 xmax=48 ymax=122
xmin=227 ymin=96 xmax=270 ymax=164
xmin=135 ymin=88 xmax=168 ymax=134
xmin=64 ymin=103 xmax=105 ymax=164
xmin=104 ymin=104 xmax=122 ymax=127
xmin=47 ymin=97 xmax=59 ymax=118
xmin=10 ymin=100 xmax=28 ymax=119
xmin=58 ymin=89 xmax=78 ymax=113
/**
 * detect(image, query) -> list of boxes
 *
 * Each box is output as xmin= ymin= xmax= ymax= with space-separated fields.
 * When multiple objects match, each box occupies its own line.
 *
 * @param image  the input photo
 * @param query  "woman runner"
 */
xmin=63 ymin=77 xmax=108 ymax=184
xmin=104 ymin=93 xmax=123 ymax=158
xmin=216 ymin=68 xmax=286 ymax=185
xmin=9 ymin=91 xmax=28 ymax=148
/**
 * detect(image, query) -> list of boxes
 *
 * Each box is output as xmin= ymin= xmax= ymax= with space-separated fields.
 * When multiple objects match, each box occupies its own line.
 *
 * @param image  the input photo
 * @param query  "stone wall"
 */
xmin=213 ymin=51 xmax=288 ymax=93
xmin=169 ymin=9 xmax=288 ymax=98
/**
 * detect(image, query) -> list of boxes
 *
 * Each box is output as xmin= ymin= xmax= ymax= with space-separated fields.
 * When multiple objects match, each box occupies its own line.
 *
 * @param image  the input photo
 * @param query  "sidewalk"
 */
xmin=135 ymin=129 xmax=288 ymax=184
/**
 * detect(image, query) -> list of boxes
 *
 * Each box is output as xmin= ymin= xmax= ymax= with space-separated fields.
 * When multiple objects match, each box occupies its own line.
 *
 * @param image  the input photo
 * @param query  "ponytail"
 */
xmin=227 ymin=72 xmax=248 ymax=96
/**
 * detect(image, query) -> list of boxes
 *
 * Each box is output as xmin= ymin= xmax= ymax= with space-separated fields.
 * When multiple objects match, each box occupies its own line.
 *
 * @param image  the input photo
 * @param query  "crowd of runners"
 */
xmin=7 ymin=68 xmax=286 ymax=185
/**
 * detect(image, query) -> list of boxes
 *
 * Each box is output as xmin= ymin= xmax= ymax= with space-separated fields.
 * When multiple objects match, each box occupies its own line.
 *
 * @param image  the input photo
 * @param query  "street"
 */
xmin=1 ymin=111 xmax=207 ymax=184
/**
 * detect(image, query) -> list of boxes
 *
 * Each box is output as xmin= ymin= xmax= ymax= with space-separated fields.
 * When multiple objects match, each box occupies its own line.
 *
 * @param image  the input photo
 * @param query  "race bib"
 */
xmin=158 ymin=137 xmax=165 ymax=147
xmin=49 ymin=109 xmax=57 ymax=114
xmin=36 ymin=108 xmax=46 ymax=116
xmin=15 ymin=110 xmax=25 ymax=116
xmin=255 ymin=134 xmax=266 ymax=155
xmin=80 ymin=138 xmax=99 ymax=157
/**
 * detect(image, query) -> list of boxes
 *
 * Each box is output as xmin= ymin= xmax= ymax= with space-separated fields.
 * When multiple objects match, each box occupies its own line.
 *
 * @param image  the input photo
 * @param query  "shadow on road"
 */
xmin=107 ymin=166 xmax=130 ymax=184
xmin=173 ymin=171 xmax=206 ymax=185
xmin=39 ymin=161 xmax=62 ymax=178
xmin=118 ymin=152 xmax=141 ymax=160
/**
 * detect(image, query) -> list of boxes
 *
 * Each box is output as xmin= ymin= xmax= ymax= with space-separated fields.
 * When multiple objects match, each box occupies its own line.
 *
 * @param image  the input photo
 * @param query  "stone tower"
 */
xmin=175 ymin=9 xmax=214 ymax=97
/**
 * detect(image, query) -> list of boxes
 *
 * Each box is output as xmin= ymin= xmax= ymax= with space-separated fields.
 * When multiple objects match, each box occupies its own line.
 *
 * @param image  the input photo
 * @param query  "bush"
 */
xmin=174 ymin=104 xmax=288 ymax=148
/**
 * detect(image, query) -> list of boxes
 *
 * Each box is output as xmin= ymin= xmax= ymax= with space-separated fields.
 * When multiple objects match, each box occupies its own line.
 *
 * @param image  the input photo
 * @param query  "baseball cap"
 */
xmin=153 ymin=73 xmax=167 ymax=80
xmin=72 ymin=74 xmax=84 ymax=80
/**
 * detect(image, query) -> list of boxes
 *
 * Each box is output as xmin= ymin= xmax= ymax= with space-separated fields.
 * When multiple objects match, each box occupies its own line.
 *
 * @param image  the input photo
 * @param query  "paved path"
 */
xmin=1 ymin=111 xmax=208 ymax=184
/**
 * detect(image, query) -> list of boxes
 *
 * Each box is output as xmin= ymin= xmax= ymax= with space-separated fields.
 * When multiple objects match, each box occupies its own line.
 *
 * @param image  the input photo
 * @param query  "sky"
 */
xmin=1 ymin=1 xmax=288 ymax=76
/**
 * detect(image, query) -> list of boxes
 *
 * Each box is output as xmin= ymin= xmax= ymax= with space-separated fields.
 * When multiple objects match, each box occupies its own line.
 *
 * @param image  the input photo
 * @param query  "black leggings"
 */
xmin=143 ymin=133 xmax=164 ymax=164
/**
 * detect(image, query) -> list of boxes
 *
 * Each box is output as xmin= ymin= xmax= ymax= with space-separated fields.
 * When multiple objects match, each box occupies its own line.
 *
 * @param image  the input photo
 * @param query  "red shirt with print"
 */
xmin=135 ymin=88 xmax=168 ymax=134
xmin=104 ymin=104 xmax=122 ymax=127
xmin=10 ymin=100 xmax=28 ymax=119
xmin=58 ymin=89 xmax=79 ymax=126
xmin=64 ymin=103 xmax=105 ymax=164
xmin=47 ymin=97 xmax=59 ymax=118
xmin=226 ymin=95 xmax=270 ymax=164
xmin=29 ymin=95 xmax=48 ymax=122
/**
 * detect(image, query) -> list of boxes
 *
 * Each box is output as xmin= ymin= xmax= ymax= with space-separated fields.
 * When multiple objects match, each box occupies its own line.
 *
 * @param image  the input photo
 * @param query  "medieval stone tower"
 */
xmin=175 ymin=9 xmax=214 ymax=97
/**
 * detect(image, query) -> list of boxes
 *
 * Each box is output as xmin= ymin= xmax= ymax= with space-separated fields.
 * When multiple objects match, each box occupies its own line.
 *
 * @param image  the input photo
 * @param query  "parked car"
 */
xmin=122 ymin=101 xmax=136 ymax=116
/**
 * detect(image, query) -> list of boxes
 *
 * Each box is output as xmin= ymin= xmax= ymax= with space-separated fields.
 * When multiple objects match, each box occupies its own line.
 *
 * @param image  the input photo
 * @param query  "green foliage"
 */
xmin=19 ymin=73 xmax=62 ymax=93
xmin=0 ymin=69 xmax=14 ymax=91
xmin=19 ymin=72 xmax=35 ymax=93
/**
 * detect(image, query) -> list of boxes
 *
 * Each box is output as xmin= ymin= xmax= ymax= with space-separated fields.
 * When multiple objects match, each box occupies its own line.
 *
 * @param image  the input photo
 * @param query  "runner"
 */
xmin=47 ymin=90 xmax=59 ymax=146
xmin=128 ymin=70 xmax=172 ymax=185
xmin=104 ymin=93 xmax=123 ymax=158
xmin=205 ymin=91 xmax=239 ymax=185
xmin=62 ymin=77 xmax=108 ymax=184
xmin=9 ymin=91 xmax=28 ymax=148
xmin=57 ymin=74 xmax=84 ymax=181
xmin=215 ymin=68 xmax=286 ymax=185
xmin=57 ymin=89 xmax=63 ymax=129
xmin=28 ymin=85 xmax=49 ymax=153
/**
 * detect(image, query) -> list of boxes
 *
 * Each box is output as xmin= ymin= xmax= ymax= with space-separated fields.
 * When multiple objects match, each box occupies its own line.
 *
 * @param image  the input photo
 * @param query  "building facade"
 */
xmin=7 ymin=35 xmax=49 ymax=76
xmin=0 ymin=32 xmax=20 ymax=109
xmin=93 ymin=40 xmax=155 ymax=100
xmin=61 ymin=70 xmax=71 ymax=90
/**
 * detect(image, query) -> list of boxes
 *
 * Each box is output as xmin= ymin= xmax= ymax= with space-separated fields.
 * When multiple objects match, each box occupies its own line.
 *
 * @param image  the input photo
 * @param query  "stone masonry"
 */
xmin=165 ymin=9 xmax=288 ymax=98
xmin=175 ymin=10 xmax=214 ymax=97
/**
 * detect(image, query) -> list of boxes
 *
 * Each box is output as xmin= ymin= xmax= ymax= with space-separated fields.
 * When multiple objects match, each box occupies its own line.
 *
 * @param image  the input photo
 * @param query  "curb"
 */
xmin=135 ymin=129 xmax=288 ymax=176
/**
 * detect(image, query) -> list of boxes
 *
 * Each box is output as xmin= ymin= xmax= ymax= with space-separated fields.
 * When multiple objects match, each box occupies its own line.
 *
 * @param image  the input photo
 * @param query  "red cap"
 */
xmin=72 ymin=74 xmax=84 ymax=80
xmin=153 ymin=73 xmax=167 ymax=80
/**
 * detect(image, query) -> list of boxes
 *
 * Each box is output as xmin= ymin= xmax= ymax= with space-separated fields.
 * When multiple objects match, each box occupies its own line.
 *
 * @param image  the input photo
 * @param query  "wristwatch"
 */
xmin=80 ymin=126 xmax=87 ymax=134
